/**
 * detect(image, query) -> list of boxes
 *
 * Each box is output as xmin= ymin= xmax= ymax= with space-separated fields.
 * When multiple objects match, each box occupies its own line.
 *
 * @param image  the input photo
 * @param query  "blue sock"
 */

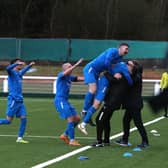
xmin=64 ymin=128 xmax=69 ymax=136
xmin=67 ymin=122 xmax=75 ymax=140
xmin=83 ymin=92 xmax=94 ymax=111
xmin=83 ymin=106 xmax=96 ymax=123
xmin=0 ymin=119 xmax=11 ymax=125
xmin=18 ymin=118 xmax=27 ymax=138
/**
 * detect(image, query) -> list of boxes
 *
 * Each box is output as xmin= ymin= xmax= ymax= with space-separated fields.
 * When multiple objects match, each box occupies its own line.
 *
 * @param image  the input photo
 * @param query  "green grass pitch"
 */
xmin=0 ymin=97 xmax=168 ymax=168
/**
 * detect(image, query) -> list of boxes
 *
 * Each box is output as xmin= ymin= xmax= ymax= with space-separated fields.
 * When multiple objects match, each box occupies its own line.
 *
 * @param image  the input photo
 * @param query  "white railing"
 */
xmin=0 ymin=75 xmax=161 ymax=96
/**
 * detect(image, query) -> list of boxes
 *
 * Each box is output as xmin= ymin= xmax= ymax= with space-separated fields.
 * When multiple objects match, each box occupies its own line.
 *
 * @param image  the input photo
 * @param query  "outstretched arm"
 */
xmin=63 ymin=58 xmax=83 ymax=76
xmin=20 ymin=61 xmax=35 ymax=76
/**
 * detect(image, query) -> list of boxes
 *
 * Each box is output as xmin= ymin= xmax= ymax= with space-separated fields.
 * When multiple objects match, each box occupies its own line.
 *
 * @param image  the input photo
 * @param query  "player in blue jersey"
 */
xmin=81 ymin=43 xmax=129 ymax=126
xmin=54 ymin=58 xmax=84 ymax=146
xmin=78 ymin=61 xmax=133 ymax=135
xmin=0 ymin=58 xmax=35 ymax=143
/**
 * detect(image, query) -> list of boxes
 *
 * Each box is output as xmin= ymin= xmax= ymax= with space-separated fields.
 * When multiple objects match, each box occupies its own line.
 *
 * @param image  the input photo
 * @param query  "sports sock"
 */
xmin=64 ymin=127 xmax=69 ymax=136
xmin=83 ymin=106 xmax=96 ymax=123
xmin=18 ymin=118 xmax=27 ymax=138
xmin=67 ymin=122 xmax=75 ymax=140
xmin=0 ymin=119 xmax=11 ymax=124
xmin=83 ymin=92 xmax=94 ymax=111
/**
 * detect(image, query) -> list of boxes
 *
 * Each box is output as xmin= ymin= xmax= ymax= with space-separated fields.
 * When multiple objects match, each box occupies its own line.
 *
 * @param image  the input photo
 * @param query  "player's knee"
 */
xmin=89 ymin=85 xmax=97 ymax=94
xmin=75 ymin=115 xmax=80 ymax=123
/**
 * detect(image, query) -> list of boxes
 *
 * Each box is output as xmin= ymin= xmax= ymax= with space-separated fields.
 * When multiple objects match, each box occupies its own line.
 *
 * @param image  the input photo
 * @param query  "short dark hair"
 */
xmin=132 ymin=60 xmax=143 ymax=74
xmin=10 ymin=58 xmax=24 ymax=64
xmin=119 ymin=43 xmax=129 ymax=48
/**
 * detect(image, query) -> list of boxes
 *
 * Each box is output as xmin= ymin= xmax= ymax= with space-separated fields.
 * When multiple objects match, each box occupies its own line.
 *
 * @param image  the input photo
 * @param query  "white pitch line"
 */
xmin=32 ymin=116 xmax=165 ymax=168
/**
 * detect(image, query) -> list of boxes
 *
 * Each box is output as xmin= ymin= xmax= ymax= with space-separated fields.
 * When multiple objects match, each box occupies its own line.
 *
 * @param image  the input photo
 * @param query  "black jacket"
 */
xmin=122 ymin=70 xmax=143 ymax=110
xmin=103 ymin=63 xmax=143 ymax=110
xmin=104 ymin=72 xmax=129 ymax=110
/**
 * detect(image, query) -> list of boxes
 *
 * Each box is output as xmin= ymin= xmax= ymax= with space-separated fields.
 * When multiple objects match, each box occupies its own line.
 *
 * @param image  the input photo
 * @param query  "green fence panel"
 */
xmin=0 ymin=38 xmax=167 ymax=62
xmin=71 ymin=39 xmax=168 ymax=60
xmin=127 ymin=41 xmax=167 ymax=59
xmin=20 ymin=38 xmax=68 ymax=61
xmin=0 ymin=38 xmax=17 ymax=60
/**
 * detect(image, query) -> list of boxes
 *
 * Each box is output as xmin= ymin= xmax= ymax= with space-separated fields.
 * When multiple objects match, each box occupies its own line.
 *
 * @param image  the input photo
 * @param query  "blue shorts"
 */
xmin=54 ymin=98 xmax=78 ymax=119
xmin=95 ymin=76 xmax=109 ymax=101
xmin=6 ymin=96 xmax=27 ymax=118
xmin=83 ymin=64 xmax=99 ymax=84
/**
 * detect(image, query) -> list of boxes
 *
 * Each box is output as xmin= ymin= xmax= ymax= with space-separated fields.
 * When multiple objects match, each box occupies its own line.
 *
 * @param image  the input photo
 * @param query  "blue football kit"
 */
xmin=6 ymin=63 xmax=31 ymax=117
xmin=54 ymin=72 xmax=78 ymax=119
xmin=83 ymin=48 xmax=122 ymax=84
xmin=83 ymin=48 xmax=123 ymax=112
xmin=0 ymin=63 xmax=31 ymax=140
xmin=95 ymin=62 xmax=133 ymax=101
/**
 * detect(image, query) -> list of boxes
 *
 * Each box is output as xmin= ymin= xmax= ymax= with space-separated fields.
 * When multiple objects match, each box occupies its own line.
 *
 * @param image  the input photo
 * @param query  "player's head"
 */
xmin=62 ymin=62 xmax=72 ymax=71
xmin=129 ymin=60 xmax=143 ymax=75
xmin=10 ymin=58 xmax=24 ymax=64
xmin=119 ymin=43 xmax=129 ymax=56
xmin=10 ymin=58 xmax=25 ymax=70
xmin=126 ymin=60 xmax=135 ymax=74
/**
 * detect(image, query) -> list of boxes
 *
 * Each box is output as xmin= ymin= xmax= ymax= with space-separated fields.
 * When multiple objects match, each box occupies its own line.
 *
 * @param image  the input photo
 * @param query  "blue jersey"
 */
xmin=89 ymin=48 xmax=122 ymax=75
xmin=112 ymin=62 xmax=133 ymax=85
xmin=95 ymin=62 xmax=132 ymax=101
xmin=55 ymin=72 xmax=77 ymax=100
xmin=6 ymin=63 xmax=31 ymax=101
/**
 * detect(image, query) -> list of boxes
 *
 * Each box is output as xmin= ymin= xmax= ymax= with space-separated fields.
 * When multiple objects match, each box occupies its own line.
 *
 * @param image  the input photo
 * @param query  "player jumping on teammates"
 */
xmin=81 ymin=43 xmax=129 ymax=126
xmin=78 ymin=61 xmax=133 ymax=135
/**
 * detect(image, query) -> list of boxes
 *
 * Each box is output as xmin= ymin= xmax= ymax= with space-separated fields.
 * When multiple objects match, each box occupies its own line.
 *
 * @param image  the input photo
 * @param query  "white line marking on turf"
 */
xmin=32 ymin=116 xmax=164 ymax=168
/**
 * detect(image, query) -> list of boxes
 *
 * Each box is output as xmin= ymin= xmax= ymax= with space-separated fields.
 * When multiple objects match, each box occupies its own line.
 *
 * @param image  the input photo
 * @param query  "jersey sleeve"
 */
xmin=104 ymin=48 xmax=122 ymax=72
xmin=70 ymin=75 xmax=78 ymax=82
xmin=19 ymin=65 xmax=31 ymax=76
xmin=117 ymin=63 xmax=133 ymax=85
xmin=6 ymin=63 xmax=18 ymax=73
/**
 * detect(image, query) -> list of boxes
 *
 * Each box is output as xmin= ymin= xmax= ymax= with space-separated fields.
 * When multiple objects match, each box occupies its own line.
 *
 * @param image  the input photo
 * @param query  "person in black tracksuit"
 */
xmin=93 ymin=61 xmax=149 ymax=148
xmin=94 ymin=74 xmax=129 ymax=146
xmin=93 ymin=61 xmax=132 ymax=146
xmin=115 ymin=62 xmax=149 ymax=148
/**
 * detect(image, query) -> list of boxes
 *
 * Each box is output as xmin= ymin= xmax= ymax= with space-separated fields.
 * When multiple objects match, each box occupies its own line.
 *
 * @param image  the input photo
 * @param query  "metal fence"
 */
xmin=0 ymin=75 xmax=160 ymax=97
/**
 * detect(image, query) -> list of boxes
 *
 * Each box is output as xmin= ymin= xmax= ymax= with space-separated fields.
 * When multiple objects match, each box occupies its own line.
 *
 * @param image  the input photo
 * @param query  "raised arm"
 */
xmin=63 ymin=58 xmax=83 ymax=76
xmin=20 ymin=61 xmax=35 ymax=76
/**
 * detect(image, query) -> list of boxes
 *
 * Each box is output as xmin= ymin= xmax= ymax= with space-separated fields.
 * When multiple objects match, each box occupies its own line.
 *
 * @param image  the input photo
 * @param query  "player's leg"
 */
xmin=0 ymin=96 xmax=14 ymax=125
xmin=103 ymin=108 xmax=115 ymax=145
xmin=131 ymin=108 xmax=149 ymax=147
xmin=54 ymin=99 xmax=71 ymax=144
xmin=79 ymin=77 xmax=109 ymax=134
xmin=82 ymin=65 xmax=98 ymax=113
xmin=78 ymin=99 xmax=100 ymax=135
xmin=115 ymin=109 xmax=132 ymax=147
xmin=0 ymin=116 xmax=12 ymax=124
xmin=16 ymin=104 xmax=29 ymax=143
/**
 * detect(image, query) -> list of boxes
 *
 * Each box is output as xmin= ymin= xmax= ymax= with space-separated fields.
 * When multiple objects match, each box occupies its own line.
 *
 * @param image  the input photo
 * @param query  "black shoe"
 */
xmin=137 ymin=142 xmax=149 ymax=148
xmin=88 ymin=118 xmax=96 ymax=127
xmin=91 ymin=141 xmax=104 ymax=147
xmin=114 ymin=139 xmax=129 ymax=147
